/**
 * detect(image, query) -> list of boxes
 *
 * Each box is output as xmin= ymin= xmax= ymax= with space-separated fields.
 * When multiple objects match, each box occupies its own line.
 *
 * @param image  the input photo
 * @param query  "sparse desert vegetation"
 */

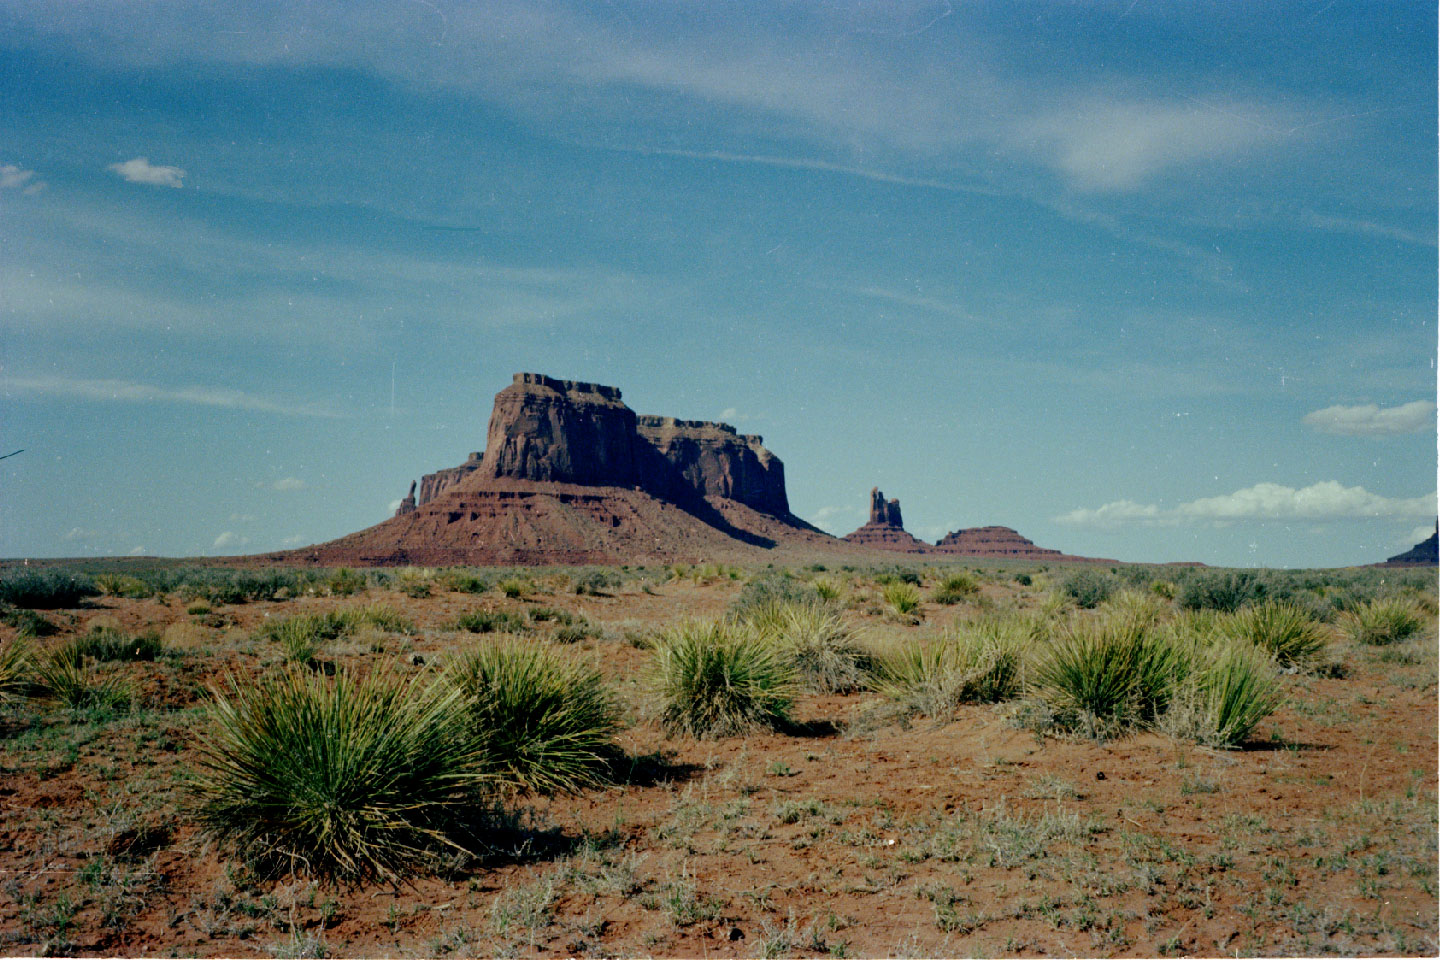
xmin=0 ymin=559 xmax=1435 ymax=957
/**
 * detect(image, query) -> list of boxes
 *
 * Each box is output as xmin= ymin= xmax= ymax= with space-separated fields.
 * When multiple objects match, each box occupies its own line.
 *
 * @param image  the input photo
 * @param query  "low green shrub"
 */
xmin=442 ymin=571 xmax=492 ymax=594
xmin=69 ymin=628 xmax=165 ymax=662
xmin=453 ymin=610 xmax=528 ymax=635
xmin=652 ymin=621 xmax=793 ymax=738
xmin=870 ymin=618 xmax=1029 ymax=717
xmin=750 ymin=601 xmax=871 ymax=693
xmin=931 ymin=572 xmax=980 ymax=606
xmin=1160 ymin=642 xmax=1283 ymax=748
xmin=1034 ymin=615 xmax=1183 ymax=738
xmin=448 ymin=641 xmax=619 ymax=795
xmin=882 ymin=581 xmax=922 ymax=616
xmin=192 ymin=665 xmax=487 ymax=884
xmin=256 ymin=604 xmax=414 ymax=664
xmin=33 ymin=646 xmax=132 ymax=712
xmin=326 ymin=568 xmax=368 ymax=597
xmin=1059 ymin=569 xmax=1117 ymax=609
xmin=1228 ymin=601 xmax=1328 ymax=667
xmin=94 ymin=574 xmax=155 ymax=599
xmin=1 ymin=605 xmax=58 ymax=638
xmin=497 ymin=579 xmax=528 ymax=600
xmin=1342 ymin=598 xmax=1427 ymax=646
xmin=1177 ymin=571 xmax=1266 ymax=613
xmin=0 ymin=570 xmax=100 ymax=609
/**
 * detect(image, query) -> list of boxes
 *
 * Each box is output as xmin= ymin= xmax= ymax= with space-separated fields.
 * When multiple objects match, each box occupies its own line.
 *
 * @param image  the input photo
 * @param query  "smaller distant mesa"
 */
xmin=842 ymin=487 xmax=1106 ymax=561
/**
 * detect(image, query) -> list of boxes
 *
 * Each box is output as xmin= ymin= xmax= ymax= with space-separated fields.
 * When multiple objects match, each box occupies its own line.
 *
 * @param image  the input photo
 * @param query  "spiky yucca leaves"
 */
xmin=746 ymin=601 xmax=871 ymax=694
xmin=652 ymin=621 xmax=794 ymax=738
xmin=257 ymin=604 xmax=416 ymax=664
xmin=32 ymin=644 xmax=132 ymax=712
xmin=1161 ymin=642 xmax=1284 ymax=748
xmin=192 ymin=665 xmax=486 ymax=885
xmin=0 ymin=639 xmax=30 ymax=701
xmin=1034 ymin=613 xmax=1184 ymax=738
xmin=1341 ymin=598 xmax=1428 ymax=646
xmin=870 ymin=618 xmax=1030 ymax=718
xmin=930 ymin=572 xmax=980 ymax=606
xmin=1228 ymin=601 xmax=1329 ymax=668
xmin=447 ymin=641 xmax=619 ymax=795
xmin=882 ymin=581 xmax=922 ymax=616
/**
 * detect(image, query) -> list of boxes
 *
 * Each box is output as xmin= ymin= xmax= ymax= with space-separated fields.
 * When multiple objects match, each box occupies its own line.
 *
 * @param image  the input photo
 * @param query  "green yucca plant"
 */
xmin=452 ymin=610 xmax=528 ymax=635
xmin=0 ymin=639 xmax=30 ymax=701
xmin=651 ymin=621 xmax=794 ymax=738
xmin=882 ymin=581 xmax=922 ymax=616
xmin=752 ymin=602 xmax=871 ymax=694
xmin=32 ymin=645 xmax=132 ymax=712
xmin=1161 ymin=642 xmax=1283 ymax=748
xmin=1228 ymin=601 xmax=1329 ymax=667
xmin=1034 ymin=614 xmax=1183 ymax=738
xmin=448 ymin=641 xmax=619 ymax=795
xmin=812 ymin=578 xmax=842 ymax=601
xmin=930 ymin=572 xmax=980 ymax=606
xmin=497 ymin=579 xmax=528 ymax=599
xmin=1342 ymin=598 xmax=1428 ymax=646
xmin=192 ymin=665 xmax=487 ymax=885
xmin=71 ymin=627 xmax=165 ymax=663
xmin=870 ymin=617 xmax=1029 ymax=717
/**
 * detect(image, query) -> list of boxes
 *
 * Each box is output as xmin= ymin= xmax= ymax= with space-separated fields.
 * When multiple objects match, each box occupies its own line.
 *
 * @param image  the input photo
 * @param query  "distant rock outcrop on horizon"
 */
xmin=842 ymin=488 xmax=933 ymax=553
xmin=257 ymin=372 xmax=1137 ymax=568
xmin=281 ymin=373 xmax=835 ymax=566
xmin=1380 ymin=522 xmax=1439 ymax=566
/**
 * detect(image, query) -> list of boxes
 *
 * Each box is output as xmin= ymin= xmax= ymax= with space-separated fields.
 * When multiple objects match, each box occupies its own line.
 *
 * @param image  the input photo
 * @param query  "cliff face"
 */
xmin=636 ymin=416 xmax=789 ymax=516
xmin=480 ymin=374 xmax=643 ymax=487
xmin=397 ymin=373 xmax=794 ymax=520
xmin=417 ymin=452 xmax=483 ymax=507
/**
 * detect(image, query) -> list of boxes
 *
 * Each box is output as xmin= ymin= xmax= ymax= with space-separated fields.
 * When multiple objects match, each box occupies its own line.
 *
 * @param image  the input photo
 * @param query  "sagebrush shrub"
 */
xmin=0 ymin=571 xmax=100 ymax=609
xmin=1177 ymin=571 xmax=1266 ymax=613
xmin=931 ymin=572 xmax=980 ymax=606
xmin=1059 ymin=569 xmax=1117 ymax=609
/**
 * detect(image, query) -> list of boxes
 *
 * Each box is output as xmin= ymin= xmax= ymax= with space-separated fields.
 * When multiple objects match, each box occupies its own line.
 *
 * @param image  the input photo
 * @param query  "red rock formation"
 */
xmin=479 ymin=374 xmax=644 ymax=487
xmin=843 ymin=488 xmax=932 ymax=553
xmin=394 ymin=480 xmax=417 ymax=517
xmin=934 ymin=525 xmax=1113 ymax=563
xmin=636 ymin=416 xmax=789 ymax=516
xmin=417 ymin=453 xmax=483 ymax=506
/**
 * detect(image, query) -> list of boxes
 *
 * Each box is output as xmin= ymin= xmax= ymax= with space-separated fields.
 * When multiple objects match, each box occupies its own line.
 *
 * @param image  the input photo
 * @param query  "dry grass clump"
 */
xmin=740 ymin=601 xmax=871 ymax=694
xmin=192 ymin=665 xmax=487 ymax=885
xmin=256 ymin=604 xmax=415 ymax=664
xmin=651 ymin=621 xmax=794 ymax=738
xmin=1159 ymin=641 xmax=1285 ymax=748
xmin=882 ymin=581 xmax=922 ymax=617
xmin=32 ymin=644 xmax=132 ymax=712
xmin=1341 ymin=597 xmax=1429 ymax=646
xmin=869 ymin=617 xmax=1031 ymax=718
xmin=448 ymin=640 xmax=620 ymax=795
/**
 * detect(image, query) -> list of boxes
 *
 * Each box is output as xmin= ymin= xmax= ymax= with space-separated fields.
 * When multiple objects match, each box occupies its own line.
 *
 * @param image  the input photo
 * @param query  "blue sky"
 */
xmin=2 ymin=0 xmax=1434 ymax=568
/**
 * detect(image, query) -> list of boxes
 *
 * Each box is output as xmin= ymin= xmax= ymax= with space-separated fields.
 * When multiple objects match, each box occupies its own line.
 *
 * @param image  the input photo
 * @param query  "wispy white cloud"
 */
xmin=271 ymin=477 xmax=306 ymax=491
xmin=1302 ymin=211 xmax=1436 ymax=248
xmin=1303 ymin=400 xmax=1435 ymax=436
xmin=107 ymin=157 xmax=185 ymax=187
xmin=1398 ymin=524 xmax=1435 ymax=548
xmin=1059 ymin=481 xmax=1437 ymax=526
xmin=1 ymin=162 xmax=46 ymax=193
xmin=279 ymin=534 xmax=307 ymax=546
xmin=212 ymin=531 xmax=245 ymax=550
xmin=809 ymin=503 xmax=864 ymax=534
xmin=3 ymin=375 xmax=342 ymax=418
xmin=128 ymin=545 xmax=147 ymax=555
xmin=62 ymin=526 xmax=100 ymax=542
xmin=1018 ymin=97 xmax=1292 ymax=191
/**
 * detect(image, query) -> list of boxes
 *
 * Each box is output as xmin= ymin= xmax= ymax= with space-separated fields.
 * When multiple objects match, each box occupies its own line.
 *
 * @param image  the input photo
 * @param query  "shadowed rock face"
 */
xmin=1384 ymin=521 xmax=1439 ymax=566
xmin=636 ymin=416 xmax=789 ymax=516
xmin=869 ymin=487 xmax=903 ymax=528
xmin=417 ymin=453 xmax=483 ymax=507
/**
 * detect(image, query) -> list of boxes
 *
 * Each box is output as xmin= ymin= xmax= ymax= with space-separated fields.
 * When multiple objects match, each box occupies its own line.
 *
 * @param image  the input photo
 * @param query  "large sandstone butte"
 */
xmin=271 ymin=373 xmax=837 ymax=566
xmin=1380 ymin=522 xmax=1439 ymax=567
xmin=841 ymin=488 xmax=933 ymax=553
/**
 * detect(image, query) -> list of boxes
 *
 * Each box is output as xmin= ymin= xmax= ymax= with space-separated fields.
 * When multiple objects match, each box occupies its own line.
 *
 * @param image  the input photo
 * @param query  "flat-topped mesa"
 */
xmin=401 ymin=373 xmax=794 ymax=519
xmin=636 ymin=415 xmax=789 ymax=516
xmin=934 ymin=525 xmax=1063 ymax=559
xmin=844 ymin=487 xmax=930 ymax=553
xmin=479 ymin=372 xmax=643 ymax=487
xmin=1383 ymin=521 xmax=1439 ymax=566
